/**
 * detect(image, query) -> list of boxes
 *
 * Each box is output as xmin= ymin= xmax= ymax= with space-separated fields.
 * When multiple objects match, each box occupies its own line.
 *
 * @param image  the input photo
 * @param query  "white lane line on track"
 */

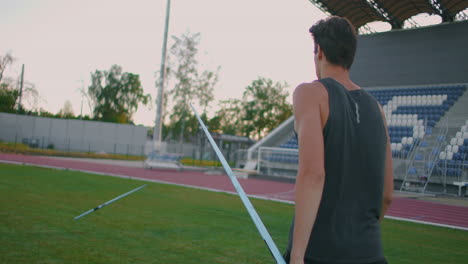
xmin=385 ymin=216 xmax=468 ymax=231
xmin=1 ymin=159 xmax=467 ymax=231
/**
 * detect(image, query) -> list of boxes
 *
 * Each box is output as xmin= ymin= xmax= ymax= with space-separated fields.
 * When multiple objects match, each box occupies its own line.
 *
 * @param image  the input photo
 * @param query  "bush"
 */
xmin=180 ymin=158 xmax=234 ymax=168
xmin=0 ymin=141 xmax=144 ymax=161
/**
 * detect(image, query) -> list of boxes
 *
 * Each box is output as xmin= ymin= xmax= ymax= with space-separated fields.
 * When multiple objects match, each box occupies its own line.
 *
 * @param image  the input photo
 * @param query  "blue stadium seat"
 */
xmin=278 ymin=85 xmax=466 ymax=166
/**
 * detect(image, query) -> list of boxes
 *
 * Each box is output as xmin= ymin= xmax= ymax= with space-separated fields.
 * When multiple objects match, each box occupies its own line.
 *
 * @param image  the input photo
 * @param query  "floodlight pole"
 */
xmin=17 ymin=64 xmax=24 ymax=111
xmin=153 ymin=0 xmax=171 ymax=151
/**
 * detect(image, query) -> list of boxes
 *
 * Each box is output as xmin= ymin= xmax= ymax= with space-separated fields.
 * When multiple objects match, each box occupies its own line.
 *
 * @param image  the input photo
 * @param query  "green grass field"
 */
xmin=1 ymin=164 xmax=467 ymax=263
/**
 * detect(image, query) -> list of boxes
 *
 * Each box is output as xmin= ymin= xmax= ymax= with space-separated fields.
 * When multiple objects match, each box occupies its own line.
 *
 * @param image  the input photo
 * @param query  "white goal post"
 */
xmin=257 ymin=146 xmax=299 ymax=175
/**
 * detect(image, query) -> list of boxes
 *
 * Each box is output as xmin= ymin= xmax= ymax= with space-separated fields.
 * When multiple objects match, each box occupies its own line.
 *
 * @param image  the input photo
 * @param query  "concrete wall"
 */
xmin=0 ymin=113 xmax=147 ymax=156
xmin=351 ymin=21 xmax=468 ymax=87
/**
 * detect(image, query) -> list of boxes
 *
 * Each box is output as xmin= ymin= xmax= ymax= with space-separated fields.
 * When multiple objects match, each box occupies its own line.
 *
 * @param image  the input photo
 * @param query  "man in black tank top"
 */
xmin=284 ymin=16 xmax=394 ymax=264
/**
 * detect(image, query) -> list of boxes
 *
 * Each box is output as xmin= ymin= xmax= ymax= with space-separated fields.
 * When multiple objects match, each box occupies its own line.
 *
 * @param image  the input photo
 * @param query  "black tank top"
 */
xmin=287 ymin=78 xmax=387 ymax=263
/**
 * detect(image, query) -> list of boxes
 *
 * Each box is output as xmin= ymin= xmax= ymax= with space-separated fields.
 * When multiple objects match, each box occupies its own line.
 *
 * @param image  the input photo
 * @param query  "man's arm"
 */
xmin=290 ymin=82 xmax=328 ymax=264
xmin=379 ymin=105 xmax=394 ymax=221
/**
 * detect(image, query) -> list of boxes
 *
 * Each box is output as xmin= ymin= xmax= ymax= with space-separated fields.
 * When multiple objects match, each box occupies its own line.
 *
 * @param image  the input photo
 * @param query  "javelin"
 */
xmin=74 ymin=184 xmax=147 ymax=220
xmin=189 ymin=103 xmax=285 ymax=264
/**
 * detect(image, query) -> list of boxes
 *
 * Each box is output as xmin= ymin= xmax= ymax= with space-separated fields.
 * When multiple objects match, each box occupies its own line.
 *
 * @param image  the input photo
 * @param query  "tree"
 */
xmin=0 ymin=52 xmax=19 ymax=113
xmin=0 ymin=52 xmax=14 ymax=83
xmin=88 ymin=65 xmax=151 ymax=124
xmin=0 ymin=83 xmax=19 ymax=113
xmin=0 ymin=52 xmax=43 ymax=113
xmin=216 ymin=77 xmax=293 ymax=139
xmin=242 ymin=78 xmax=293 ymax=139
xmin=215 ymin=98 xmax=244 ymax=135
xmin=164 ymin=31 xmax=219 ymax=141
xmin=37 ymin=108 xmax=56 ymax=118
xmin=20 ymin=83 xmax=42 ymax=112
xmin=77 ymin=80 xmax=93 ymax=119
xmin=58 ymin=100 xmax=75 ymax=118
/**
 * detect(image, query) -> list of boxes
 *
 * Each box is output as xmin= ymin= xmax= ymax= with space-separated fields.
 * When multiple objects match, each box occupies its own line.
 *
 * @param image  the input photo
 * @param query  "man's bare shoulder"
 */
xmin=293 ymin=81 xmax=328 ymax=104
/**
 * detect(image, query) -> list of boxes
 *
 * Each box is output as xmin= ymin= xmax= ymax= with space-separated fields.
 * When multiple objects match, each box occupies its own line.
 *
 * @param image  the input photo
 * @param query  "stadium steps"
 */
xmin=400 ymin=127 xmax=448 ymax=193
xmin=405 ymin=86 xmax=468 ymax=193
xmin=436 ymin=86 xmax=468 ymax=130
xmin=392 ymin=159 xmax=409 ymax=180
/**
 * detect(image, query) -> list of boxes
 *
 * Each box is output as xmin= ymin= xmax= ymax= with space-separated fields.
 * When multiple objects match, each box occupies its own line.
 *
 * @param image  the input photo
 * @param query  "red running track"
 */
xmin=1 ymin=153 xmax=467 ymax=230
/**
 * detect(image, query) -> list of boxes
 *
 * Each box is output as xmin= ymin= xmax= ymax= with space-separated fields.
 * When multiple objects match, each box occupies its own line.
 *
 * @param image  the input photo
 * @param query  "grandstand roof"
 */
xmin=308 ymin=0 xmax=468 ymax=30
xmin=374 ymin=0 xmax=437 ymax=28
xmin=439 ymin=0 xmax=468 ymax=18
xmin=307 ymin=0 xmax=387 ymax=29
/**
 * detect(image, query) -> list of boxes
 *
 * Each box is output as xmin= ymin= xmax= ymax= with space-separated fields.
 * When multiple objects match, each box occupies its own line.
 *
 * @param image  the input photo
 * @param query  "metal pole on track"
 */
xmin=153 ymin=0 xmax=171 ymax=151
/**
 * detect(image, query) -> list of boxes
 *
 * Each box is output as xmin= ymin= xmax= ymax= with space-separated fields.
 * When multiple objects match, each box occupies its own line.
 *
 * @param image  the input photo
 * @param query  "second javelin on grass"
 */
xmin=189 ymin=103 xmax=286 ymax=264
xmin=74 ymin=184 xmax=147 ymax=220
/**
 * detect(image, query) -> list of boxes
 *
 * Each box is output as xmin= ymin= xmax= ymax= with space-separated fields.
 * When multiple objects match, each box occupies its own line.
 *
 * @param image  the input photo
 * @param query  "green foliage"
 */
xmin=37 ymin=108 xmax=56 ymax=117
xmin=206 ymin=115 xmax=222 ymax=133
xmin=180 ymin=158 xmax=234 ymax=167
xmin=18 ymin=108 xmax=92 ymax=121
xmin=158 ymin=34 xmax=290 ymax=142
xmin=0 ymin=141 xmax=144 ymax=161
xmin=216 ymin=98 xmax=244 ymax=135
xmin=0 ymin=83 xmax=19 ymax=113
xmin=216 ymin=77 xmax=293 ymax=139
xmin=0 ymin=52 xmax=19 ymax=113
xmin=88 ymin=65 xmax=151 ymax=124
xmin=0 ymin=52 xmax=44 ymax=114
xmin=242 ymin=78 xmax=293 ymax=139
xmin=57 ymin=100 xmax=75 ymax=119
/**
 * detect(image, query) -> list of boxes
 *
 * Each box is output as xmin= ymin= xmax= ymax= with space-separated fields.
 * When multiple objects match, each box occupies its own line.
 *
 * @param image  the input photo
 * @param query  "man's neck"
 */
xmin=319 ymin=65 xmax=359 ymax=91
xmin=320 ymin=64 xmax=349 ymax=82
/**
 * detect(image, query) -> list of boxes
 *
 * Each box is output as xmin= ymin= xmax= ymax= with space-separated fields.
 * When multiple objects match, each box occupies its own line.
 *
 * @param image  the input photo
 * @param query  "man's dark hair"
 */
xmin=309 ymin=16 xmax=357 ymax=69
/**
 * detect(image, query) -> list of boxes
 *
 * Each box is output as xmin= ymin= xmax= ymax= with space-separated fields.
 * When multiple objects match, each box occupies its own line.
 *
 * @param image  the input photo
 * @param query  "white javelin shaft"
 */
xmin=190 ymin=103 xmax=285 ymax=264
xmin=74 ymin=184 xmax=147 ymax=220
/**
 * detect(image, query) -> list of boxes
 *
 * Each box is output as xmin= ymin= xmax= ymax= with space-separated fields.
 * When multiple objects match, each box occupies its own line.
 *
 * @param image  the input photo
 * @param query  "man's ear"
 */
xmin=317 ymin=45 xmax=324 ymax=61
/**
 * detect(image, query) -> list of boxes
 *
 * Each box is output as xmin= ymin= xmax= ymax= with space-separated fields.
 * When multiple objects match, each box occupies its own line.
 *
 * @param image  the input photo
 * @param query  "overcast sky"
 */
xmin=1 ymin=0 xmax=447 ymax=126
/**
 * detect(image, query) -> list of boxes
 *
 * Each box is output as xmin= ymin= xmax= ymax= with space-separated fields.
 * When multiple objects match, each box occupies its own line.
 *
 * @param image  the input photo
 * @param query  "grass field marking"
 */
xmin=385 ymin=216 xmax=468 ymax=232
xmin=0 ymin=159 xmax=25 ymax=165
xmin=74 ymin=184 xmax=147 ymax=220
xmin=257 ymin=188 xmax=296 ymax=198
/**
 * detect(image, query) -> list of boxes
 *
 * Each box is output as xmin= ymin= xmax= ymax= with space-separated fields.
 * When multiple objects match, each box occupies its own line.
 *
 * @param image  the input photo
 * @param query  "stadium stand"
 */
xmin=435 ymin=120 xmax=468 ymax=196
xmin=372 ymin=84 xmax=466 ymax=157
xmin=436 ymin=120 xmax=468 ymax=175
xmin=242 ymin=1 xmax=468 ymax=195
xmin=266 ymin=84 xmax=466 ymax=161
xmin=245 ymin=83 xmax=468 ymax=194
